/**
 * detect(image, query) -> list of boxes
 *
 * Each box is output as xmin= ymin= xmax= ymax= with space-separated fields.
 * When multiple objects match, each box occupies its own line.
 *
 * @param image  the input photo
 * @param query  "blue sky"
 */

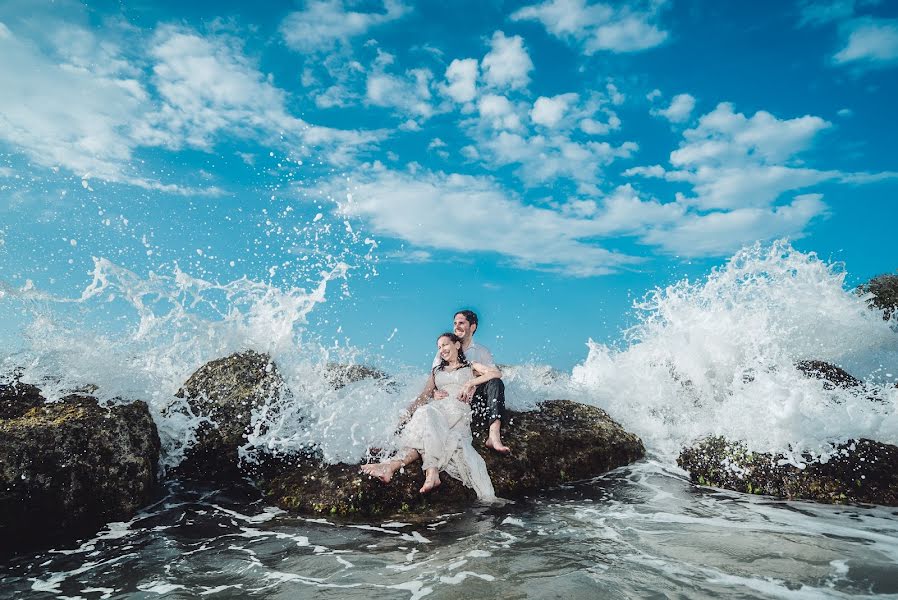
xmin=1 ymin=0 xmax=896 ymax=370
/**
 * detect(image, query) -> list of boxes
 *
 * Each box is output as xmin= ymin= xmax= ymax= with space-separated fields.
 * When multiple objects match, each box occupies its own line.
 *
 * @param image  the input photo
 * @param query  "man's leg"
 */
xmin=471 ymin=379 xmax=510 ymax=453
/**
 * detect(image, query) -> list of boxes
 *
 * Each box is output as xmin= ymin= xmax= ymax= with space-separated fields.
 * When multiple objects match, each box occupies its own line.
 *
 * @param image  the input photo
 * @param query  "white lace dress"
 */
xmin=399 ymin=366 xmax=496 ymax=501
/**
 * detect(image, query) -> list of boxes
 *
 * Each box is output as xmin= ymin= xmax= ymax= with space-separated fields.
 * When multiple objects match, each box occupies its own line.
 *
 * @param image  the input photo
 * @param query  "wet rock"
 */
xmin=857 ymin=273 xmax=898 ymax=320
xmin=170 ymin=350 xmax=290 ymax=479
xmin=795 ymin=360 xmax=862 ymax=389
xmin=678 ymin=436 xmax=898 ymax=506
xmin=324 ymin=363 xmax=391 ymax=390
xmin=258 ymin=399 xmax=646 ymax=517
xmin=0 ymin=381 xmax=44 ymax=419
xmin=0 ymin=392 xmax=160 ymax=555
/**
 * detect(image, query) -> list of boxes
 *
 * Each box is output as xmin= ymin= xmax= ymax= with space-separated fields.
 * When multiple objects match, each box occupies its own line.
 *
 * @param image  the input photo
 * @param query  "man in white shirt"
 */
xmin=433 ymin=310 xmax=510 ymax=453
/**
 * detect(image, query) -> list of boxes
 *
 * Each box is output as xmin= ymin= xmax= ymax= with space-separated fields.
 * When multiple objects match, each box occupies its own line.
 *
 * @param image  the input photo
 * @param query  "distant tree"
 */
xmin=857 ymin=273 xmax=898 ymax=320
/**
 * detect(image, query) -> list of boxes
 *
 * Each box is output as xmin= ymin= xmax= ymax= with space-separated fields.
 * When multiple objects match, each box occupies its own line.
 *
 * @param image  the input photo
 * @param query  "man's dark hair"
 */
xmin=455 ymin=309 xmax=478 ymax=330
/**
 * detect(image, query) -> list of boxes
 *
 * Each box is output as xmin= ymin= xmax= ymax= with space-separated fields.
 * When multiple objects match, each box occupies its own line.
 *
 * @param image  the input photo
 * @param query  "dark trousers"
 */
xmin=471 ymin=378 xmax=506 ymax=431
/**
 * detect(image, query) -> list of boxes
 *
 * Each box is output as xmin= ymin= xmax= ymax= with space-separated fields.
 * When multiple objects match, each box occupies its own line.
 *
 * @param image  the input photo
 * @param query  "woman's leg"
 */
xmin=361 ymin=448 xmax=420 ymax=483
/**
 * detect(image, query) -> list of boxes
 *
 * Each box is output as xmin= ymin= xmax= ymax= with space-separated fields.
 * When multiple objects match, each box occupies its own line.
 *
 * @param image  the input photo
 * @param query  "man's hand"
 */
xmin=460 ymin=382 xmax=476 ymax=404
xmin=433 ymin=389 xmax=449 ymax=399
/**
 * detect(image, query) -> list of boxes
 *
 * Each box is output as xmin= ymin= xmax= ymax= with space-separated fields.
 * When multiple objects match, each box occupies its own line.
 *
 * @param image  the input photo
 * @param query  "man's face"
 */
xmin=453 ymin=313 xmax=475 ymax=340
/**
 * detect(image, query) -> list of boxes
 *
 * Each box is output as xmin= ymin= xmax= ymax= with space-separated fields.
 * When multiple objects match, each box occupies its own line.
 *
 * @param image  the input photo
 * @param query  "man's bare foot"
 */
xmin=361 ymin=460 xmax=401 ymax=483
xmin=419 ymin=470 xmax=441 ymax=494
xmin=485 ymin=437 xmax=511 ymax=454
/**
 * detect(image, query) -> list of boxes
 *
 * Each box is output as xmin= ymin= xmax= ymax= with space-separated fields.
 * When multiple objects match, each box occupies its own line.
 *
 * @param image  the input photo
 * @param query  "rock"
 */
xmin=678 ymin=436 xmax=898 ymax=506
xmin=324 ymin=363 xmax=391 ymax=390
xmin=857 ymin=273 xmax=898 ymax=320
xmin=795 ymin=360 xmax=862 ymax=389
xmin=0 ymin=381 xmax=44 ymax=419
xmin=0 ymin=391 xmax=160 ymax=555
xmin=170 ymin=350 xmax=291 ymax=479
xmin=173 ymin=353 xmax=645 ymax=514
xmin=258 ymin=399 xmax=646 ymax=517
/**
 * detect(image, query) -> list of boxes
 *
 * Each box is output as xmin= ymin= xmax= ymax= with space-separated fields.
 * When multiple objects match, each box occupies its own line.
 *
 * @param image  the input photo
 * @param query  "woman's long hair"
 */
xmin=435 ymin=332 xmax=469 ymax=372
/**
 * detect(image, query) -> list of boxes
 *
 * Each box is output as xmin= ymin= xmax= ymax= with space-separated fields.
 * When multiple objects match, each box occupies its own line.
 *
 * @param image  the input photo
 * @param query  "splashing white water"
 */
xmin=572 ymin=241 xmax=898 ymax=463
xmin=1 ymin=256 xmax=417 ymax=469
xmin=2 ymin=241 xmax=895 ymax=470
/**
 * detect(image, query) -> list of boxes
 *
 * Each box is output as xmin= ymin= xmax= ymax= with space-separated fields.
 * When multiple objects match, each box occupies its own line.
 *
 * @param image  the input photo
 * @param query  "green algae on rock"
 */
xmin=0 ymin=390 xmax=160 ymax=555
xmin=678 ymin=436 xmax=898 ymax=506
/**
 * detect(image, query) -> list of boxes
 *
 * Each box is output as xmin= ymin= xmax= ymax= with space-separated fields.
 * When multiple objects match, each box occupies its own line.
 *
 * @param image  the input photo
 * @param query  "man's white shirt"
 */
xmin=432 ymin=340 xmax=495 ymax=369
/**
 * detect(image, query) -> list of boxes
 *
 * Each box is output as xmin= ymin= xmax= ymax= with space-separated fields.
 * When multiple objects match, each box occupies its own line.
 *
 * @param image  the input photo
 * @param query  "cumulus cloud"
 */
xmin=0 ymin=22 xmax=181 ymax=190
xmin=512 ymin=0 xmax=669 ymax=54
xmin=316 ymin=165 xmax=650 ymax=276
xmin=670 ymin=102 xmax=831 ymax=169
xmin=366 ymin=64 xmax=435 ymax=118
xmin=442 ymin=58 xmax=478 ymax=103
xmin=280 ymin=0 xmax=409 ymax=52
xmin=651 ymin=93 xmax=695 ymax=124
xmin=641 ymin=195 xmax=829 ymax=256
xmin=481 ymin=31 xmax=534 ymax=90
xmin=481 ymin=131 xmax=637 ymax=188
xmin=0 ymin=21 xmax=384 ymax=190
xmin=467 ymin=87 xmax=632 ymax=187
xmin=833 ymin=18 xmax=898 ymax=67
xmin=631 ymin=102 xmax=836 ymax=210
xmin=531 ymin=93 xmax=579 ymax=128
xmin=477 ymin=94 xmax=524 ymax=130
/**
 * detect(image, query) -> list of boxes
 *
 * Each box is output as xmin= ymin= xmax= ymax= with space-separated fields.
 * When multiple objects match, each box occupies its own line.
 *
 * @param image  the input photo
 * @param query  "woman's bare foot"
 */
xmin=361 ymin=460 xmax=402 ymax=483
xmin=419 ymin=469 xmax=441 ymax=494
xmin=485 ymin=437 xmax=511 ymax=454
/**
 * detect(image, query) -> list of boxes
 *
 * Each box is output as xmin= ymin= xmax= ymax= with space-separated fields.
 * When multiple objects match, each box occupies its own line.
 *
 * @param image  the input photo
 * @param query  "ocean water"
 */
xmin=1 ymin=242 xmax=897 ymax=598
xmin=2 ymin=462 xmax=897 ymax=599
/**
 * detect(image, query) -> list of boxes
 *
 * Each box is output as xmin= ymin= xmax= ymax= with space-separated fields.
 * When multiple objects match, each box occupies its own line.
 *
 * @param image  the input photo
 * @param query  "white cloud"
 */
xmin=468 ymin=88 xmax=633 ymax=187
xmin=670 ymin=103 xmax=831 ymax=169
xmin=442 ymin=58 xmax=478 ymax=103
xmin=833 ymin=18 xmax=898 ymax=67
xmin=0 ymin=22 xmax=171 ymax=189
xmin=641 ymin=195 xmax=829 ymax=256
xmin=477 ymin=94 xmax=524 ymax=130
xmin=531 ymin=93 xmax=579 ymax=128
xmin=651 ymin=93 xmax=695 ymax=124
xmin=620 ymin=102 xmax=853 ymax=253
xmin=317 ymin=166 xmax=646 ymax=276
xmin=0 ymin=21 xmax=384 ymax=191
xmin=512 ymin=0 xmax=669 ymax=54
xmin=479 ymin=131 xmax=637 ymax=188
xmin=366 ymin=67 xmax=435 ymax=118
xmin=280 ymin=0 xmax=409 ymax=52
xmin=481 ymin=31 xmax=534 ymax=90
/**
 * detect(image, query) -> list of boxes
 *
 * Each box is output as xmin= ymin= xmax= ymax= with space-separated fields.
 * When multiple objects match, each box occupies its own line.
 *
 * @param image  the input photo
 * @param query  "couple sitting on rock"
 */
xmin=361 ymin=310 xmax=509 ymax=501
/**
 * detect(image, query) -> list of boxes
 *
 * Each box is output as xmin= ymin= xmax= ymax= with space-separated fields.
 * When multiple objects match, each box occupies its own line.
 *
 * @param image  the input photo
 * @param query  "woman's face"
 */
xmin=437 ymin=336 xmax=460 ymax=362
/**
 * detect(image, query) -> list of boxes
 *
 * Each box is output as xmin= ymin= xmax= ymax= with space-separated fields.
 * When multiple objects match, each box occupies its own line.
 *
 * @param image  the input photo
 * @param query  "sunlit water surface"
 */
xmin=3 ymin=459 xmax=897 ymax=599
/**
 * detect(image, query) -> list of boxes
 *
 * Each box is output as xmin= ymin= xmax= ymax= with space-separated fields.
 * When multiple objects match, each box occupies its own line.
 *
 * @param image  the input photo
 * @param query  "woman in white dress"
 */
xmin=361 ymin=333 xmax=500 ymax=499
